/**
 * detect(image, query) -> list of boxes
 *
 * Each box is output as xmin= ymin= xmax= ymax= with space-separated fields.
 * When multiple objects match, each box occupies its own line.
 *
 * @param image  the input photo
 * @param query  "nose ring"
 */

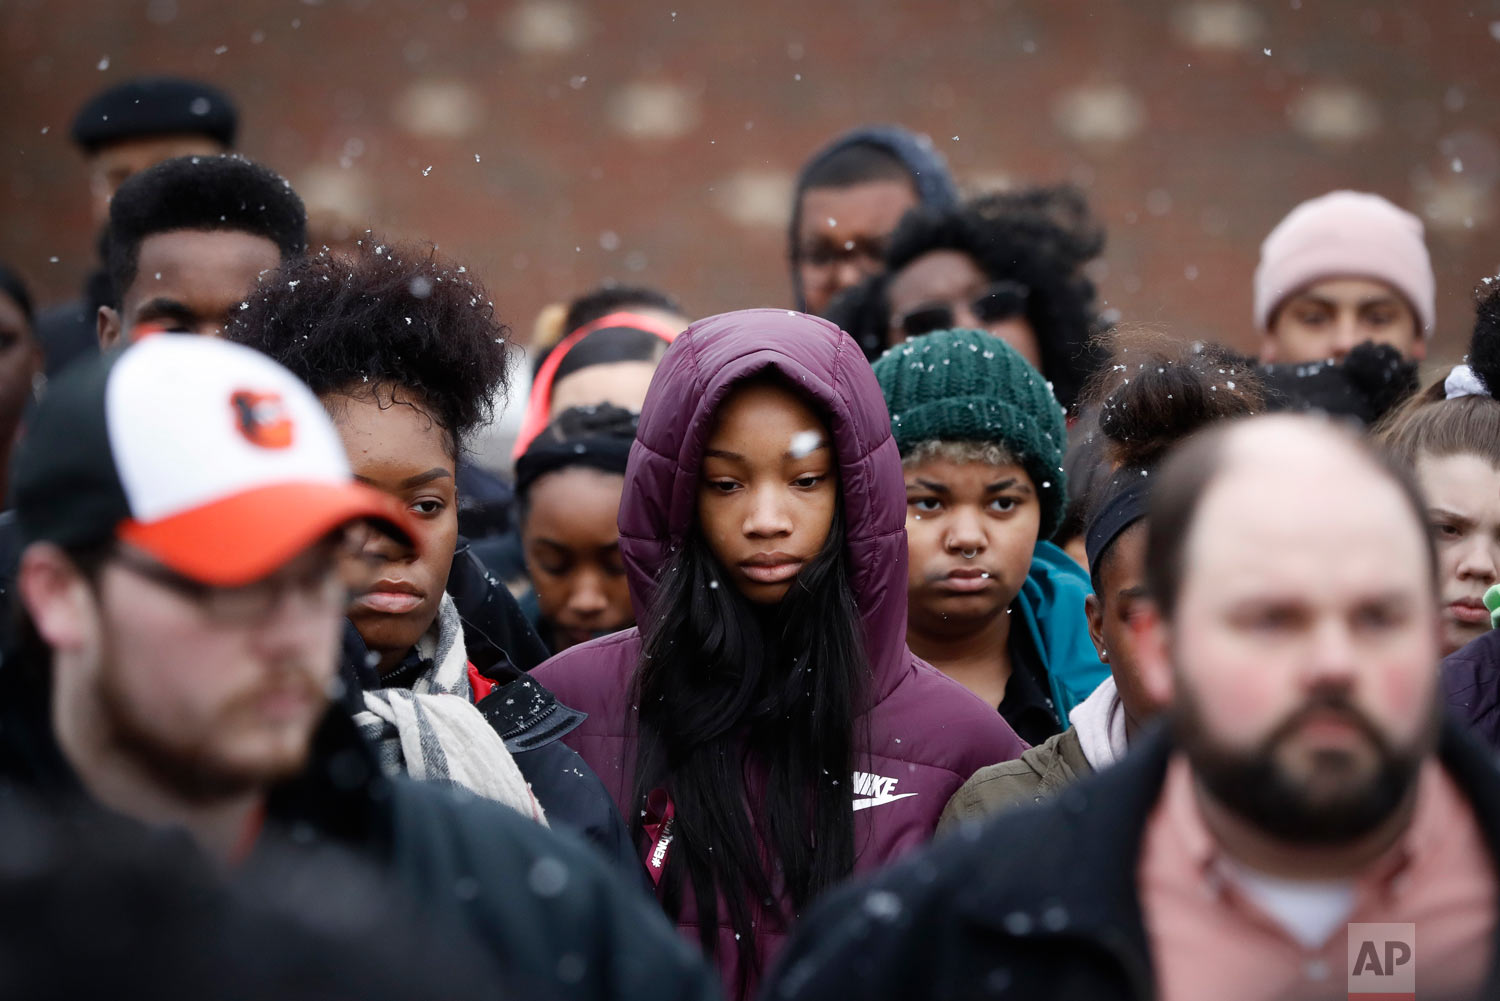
xmin=961 ymin=548 xmax=978 ymax=560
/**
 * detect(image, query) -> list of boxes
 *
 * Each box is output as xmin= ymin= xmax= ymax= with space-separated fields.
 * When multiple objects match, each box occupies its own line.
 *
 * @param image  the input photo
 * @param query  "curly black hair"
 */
xmin=106 ymin=154 xmax=306 ymax=302
xmin=832 ymin=185 xmax=1109 ymax=410
xmin=227 ymin=240 xmax=511 ymax=455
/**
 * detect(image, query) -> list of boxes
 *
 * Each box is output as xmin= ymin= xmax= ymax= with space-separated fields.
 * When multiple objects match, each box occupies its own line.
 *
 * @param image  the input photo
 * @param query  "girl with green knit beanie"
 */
xmin=873 ymin=328 xmax=1106 ymax=744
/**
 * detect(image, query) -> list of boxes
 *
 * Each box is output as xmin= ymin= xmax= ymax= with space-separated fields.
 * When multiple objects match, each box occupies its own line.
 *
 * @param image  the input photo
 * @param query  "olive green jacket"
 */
xmin=937 ymin=725 xmax=1093 ymax=832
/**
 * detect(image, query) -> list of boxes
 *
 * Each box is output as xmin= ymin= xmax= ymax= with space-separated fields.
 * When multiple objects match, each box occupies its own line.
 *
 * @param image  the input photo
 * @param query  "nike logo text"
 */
xmin=851 ymin=771 xmax=919 ymax=812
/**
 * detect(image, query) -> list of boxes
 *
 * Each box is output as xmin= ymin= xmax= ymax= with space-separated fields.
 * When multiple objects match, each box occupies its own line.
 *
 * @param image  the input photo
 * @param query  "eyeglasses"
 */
xmin=109 ymin=532 xmax=381 ymax=625
xmin=799 ymin=236 xmax=889 ymax=274
xmin=892 ymin=281 xmax=1030 ymax=339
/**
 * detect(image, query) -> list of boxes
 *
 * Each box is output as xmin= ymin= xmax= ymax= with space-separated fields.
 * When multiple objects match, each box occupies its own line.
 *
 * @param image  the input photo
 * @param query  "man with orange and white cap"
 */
xmin=6 ymin=335 xmax=406 ymax=852
xmin=1254 ymin=190 xmax=1435 ymax=364
xmin=0 ymin=335 xmax=719 ymax=1001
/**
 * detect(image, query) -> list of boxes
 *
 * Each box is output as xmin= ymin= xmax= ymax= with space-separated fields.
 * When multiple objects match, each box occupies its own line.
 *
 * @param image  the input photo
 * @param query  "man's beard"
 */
xmin=96 ymin=632 xmax=325 ymax=805
xmin=1172 ymin=671 xmax=1438 ymax=846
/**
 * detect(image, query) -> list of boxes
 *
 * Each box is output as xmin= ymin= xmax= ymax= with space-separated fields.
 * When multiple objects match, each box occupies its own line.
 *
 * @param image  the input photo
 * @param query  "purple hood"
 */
xmin=533 ymin=309 xmax=1023 ymax=994
xmin=619 ymin=307 xmax=911 ymax=699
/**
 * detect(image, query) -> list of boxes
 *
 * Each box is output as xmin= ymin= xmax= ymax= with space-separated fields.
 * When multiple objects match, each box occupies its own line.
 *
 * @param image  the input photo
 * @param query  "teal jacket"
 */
xmin=1015 ymin=540 xmax=1109 ymax=728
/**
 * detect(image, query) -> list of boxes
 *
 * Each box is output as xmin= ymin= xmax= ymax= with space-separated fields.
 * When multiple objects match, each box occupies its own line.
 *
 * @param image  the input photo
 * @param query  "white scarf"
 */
xmin=1067 ymin=675 xmax=1129 ymax=772
xmin=354 ymin=594 xmax=546 ymax=825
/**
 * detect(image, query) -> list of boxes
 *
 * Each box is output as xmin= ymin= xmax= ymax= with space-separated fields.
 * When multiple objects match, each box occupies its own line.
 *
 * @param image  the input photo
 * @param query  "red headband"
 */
xmin=511 ymin=311 xmax=680 ymax=460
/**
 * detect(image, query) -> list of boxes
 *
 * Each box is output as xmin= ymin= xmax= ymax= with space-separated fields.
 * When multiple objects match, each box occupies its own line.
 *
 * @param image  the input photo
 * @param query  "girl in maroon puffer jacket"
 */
xmin=533 ymin=308 xmax=1023 ymax=998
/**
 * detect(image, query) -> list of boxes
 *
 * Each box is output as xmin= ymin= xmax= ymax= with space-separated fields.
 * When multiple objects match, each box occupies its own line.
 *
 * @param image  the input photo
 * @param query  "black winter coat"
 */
xmin=0 ymin=666 xmax=718 ymax=1001
xmin=762 ymin=721 xmax=1500 ymax=1001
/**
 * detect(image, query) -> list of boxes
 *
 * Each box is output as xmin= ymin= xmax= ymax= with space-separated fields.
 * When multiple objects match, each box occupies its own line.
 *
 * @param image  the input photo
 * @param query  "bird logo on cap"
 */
xmin=230 ymin=390 xmax=294 ymax=449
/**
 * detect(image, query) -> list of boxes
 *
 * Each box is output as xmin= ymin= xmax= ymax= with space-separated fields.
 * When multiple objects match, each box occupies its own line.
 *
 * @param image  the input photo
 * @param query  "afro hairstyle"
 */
xmin=227 ymin=239 xmax=511 ymax=455
xmin=844 ymin=185 xmax=1109 ymax=410
xmin=106 ymin=154 xmax=306 ymax=302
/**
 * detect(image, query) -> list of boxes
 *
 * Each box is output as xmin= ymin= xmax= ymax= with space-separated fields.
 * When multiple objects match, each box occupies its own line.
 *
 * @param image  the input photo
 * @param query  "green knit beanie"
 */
xmin=873 ymin=328 xmax=1069 ymax=537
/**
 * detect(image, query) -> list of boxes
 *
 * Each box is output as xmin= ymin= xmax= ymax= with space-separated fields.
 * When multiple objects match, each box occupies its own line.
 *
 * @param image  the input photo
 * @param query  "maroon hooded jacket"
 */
xmin=531 ymin=308 xmax=1024 ymax=992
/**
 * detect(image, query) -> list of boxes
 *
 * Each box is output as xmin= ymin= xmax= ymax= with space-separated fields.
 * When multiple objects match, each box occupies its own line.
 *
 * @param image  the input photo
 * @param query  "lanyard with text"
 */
xmin=642 ymin=788 xmax=676 ymax=888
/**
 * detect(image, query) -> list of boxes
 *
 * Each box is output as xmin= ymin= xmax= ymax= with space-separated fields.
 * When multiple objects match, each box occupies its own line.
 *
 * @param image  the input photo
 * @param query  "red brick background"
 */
xmin=4 ymin=0 xmax=1499 ymax=359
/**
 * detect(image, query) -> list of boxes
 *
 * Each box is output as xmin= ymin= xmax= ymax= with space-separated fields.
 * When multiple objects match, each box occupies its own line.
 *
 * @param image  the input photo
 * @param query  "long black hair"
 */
xmin=630 ymin=437 xmax=867 ymax=994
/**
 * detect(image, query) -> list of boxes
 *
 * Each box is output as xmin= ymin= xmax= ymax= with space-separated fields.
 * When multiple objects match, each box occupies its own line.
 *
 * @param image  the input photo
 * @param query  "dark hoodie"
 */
xmin=789 ymin=125 xmax=960 ymax=313
xmin=532 ymin=308 xmax=1024 ymax=993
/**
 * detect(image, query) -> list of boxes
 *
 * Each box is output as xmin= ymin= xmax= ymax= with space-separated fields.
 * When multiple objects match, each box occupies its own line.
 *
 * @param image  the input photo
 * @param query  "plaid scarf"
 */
xmin=354 ymin=594 xmax=545 ymax=825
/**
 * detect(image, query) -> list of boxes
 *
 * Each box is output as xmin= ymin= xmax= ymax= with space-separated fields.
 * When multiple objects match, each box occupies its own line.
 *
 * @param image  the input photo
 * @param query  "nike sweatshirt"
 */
xmin=532 ymin=308 xmax=1024 ymax=996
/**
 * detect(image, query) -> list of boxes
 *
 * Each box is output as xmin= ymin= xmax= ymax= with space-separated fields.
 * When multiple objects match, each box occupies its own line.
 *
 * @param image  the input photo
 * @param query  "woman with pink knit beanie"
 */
xmin=1254 ymin=190 xmax=1434 ymax=364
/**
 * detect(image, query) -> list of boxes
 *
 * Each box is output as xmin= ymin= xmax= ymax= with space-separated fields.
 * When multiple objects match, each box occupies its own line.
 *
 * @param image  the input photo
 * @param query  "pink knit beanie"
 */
xmin=1253 ymin=191 xmax=1434 ymax=336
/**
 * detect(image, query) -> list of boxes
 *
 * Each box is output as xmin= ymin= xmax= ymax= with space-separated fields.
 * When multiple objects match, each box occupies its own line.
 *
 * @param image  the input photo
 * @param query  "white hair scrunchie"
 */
xmin=1445 ymin=364 xmax=1489 ymax=401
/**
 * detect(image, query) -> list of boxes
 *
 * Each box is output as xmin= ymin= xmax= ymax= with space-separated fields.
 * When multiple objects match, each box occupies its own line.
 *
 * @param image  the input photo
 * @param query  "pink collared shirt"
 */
xmin=1138 ymin=755 xmax=1496 ymax=1001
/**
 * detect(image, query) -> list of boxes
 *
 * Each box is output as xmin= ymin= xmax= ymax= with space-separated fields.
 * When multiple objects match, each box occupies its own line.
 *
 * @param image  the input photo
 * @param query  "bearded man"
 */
xmin=766 ymin=414 xmax=1500 ymax=1001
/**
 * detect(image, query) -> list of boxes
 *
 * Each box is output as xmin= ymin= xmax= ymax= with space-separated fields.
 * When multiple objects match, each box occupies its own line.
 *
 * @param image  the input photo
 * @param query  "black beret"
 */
xmin=70 ymin=76 xmax=238 ymax=153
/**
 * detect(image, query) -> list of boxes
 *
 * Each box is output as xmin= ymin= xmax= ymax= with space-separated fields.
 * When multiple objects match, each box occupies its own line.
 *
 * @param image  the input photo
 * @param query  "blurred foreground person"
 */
xmin=1255 ymin=190 xmax=1433 ymax=364
xmin=768 ymin=414 xmax=1500 ymax=1001
xmin=99 ymin=154 xmax=306 ymax=348
xmin=0 ymin=336 xmax=718 ymax=1001
xmin=831 ymin=187 xmax=1107 ymax=409
xmin=0 ymin=265 xmax=43 ymax=503
xmin=534 ymin=310 xmax=1023 ymax=998
xmin=789 ymin=125 xmax=957 ymax=317
xmin=940 ymin=333 xmax=1264 ymax=823
xmin=873 ymin=329 xmax=1104 ymax=745
xmin=35 ymin=76 xmax=237 ymax=375
xmin=231 ymin=244 xmax=642 ymax=873
xmin=0 ymin=799 xmax=499 ymax=1001
xmin=516 ymin=404 xmax=638 ymax=652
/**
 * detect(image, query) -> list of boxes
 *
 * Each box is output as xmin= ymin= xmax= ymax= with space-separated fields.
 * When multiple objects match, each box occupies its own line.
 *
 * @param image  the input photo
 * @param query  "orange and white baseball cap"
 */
xmin=12 ymin=335 xmax=410 ymax=587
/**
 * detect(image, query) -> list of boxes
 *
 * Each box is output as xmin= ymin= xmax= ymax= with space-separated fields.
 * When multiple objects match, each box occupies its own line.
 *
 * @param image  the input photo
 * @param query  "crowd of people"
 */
xmin=1 ymin=73 xmax=1499 ymax=1001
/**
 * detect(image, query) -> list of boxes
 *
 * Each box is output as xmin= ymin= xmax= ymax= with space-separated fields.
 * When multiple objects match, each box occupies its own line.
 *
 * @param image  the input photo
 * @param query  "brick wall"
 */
xmin=4 ymin=0 xmax=1499 ymax=360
